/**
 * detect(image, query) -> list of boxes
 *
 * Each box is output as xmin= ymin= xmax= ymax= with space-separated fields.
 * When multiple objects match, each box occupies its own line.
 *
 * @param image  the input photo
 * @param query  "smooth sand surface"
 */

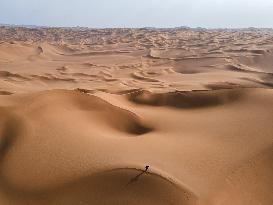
xmin=0 ymin=27 xmax=273 ymax=205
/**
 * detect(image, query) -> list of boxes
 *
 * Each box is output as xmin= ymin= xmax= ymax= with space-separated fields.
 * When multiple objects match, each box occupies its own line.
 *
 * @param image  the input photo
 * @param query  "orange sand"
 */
xmin=0 ymin=27 xmax=273 ymax=205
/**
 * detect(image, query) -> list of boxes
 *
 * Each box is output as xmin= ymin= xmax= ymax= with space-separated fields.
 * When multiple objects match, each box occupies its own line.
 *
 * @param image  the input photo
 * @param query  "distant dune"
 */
xmin=0 ymin=27 xmax=273 ymax=205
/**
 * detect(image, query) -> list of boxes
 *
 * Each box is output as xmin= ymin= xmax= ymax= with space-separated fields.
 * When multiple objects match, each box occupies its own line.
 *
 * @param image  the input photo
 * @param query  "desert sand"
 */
xmin=0 ymin=26 xmax=273 ymax=205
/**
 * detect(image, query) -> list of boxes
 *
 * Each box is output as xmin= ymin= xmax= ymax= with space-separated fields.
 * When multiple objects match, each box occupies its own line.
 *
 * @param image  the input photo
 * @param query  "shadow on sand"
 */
xmin=126 ymin=166 xmax=149 ymax=186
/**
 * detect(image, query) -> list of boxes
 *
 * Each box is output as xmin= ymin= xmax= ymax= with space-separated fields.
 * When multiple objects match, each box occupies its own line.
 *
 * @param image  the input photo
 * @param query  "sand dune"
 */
xmin=0 ymin=26 xmax=273 ymax=205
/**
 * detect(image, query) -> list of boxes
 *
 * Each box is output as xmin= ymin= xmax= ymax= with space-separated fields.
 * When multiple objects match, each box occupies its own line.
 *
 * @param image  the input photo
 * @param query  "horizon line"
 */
xmin=1 ymin=22 xmax=273 ymax=30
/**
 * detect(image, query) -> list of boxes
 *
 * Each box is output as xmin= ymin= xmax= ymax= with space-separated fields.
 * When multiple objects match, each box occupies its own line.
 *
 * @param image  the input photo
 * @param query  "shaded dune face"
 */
xmin=19 ymin=90 xmax=153 ymax=136
xmin=0 ymin=91 xmax=13 ymax=95
xmin=127 ymin=89 xmax=243 ymax=108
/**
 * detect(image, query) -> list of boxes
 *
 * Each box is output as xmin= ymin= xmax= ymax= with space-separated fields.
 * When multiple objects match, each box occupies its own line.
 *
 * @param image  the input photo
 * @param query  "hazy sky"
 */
xmin=1 ymin=0 xmax=273 ymax=28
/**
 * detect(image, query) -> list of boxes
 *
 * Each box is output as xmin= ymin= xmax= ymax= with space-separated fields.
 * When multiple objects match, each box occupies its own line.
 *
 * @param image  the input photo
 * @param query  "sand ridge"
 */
xmin=1 ymin=27 xmax=273 ymax=94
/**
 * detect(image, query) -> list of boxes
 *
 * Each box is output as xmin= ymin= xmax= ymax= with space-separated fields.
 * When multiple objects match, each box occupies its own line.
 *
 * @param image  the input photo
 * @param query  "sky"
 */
xmin=0 ymin=0 xmax=273 ymax=28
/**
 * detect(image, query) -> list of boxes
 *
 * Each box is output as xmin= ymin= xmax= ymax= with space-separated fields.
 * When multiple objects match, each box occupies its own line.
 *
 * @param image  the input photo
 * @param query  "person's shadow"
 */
xmin=126 ymin=166 xmax=149 ymax=186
